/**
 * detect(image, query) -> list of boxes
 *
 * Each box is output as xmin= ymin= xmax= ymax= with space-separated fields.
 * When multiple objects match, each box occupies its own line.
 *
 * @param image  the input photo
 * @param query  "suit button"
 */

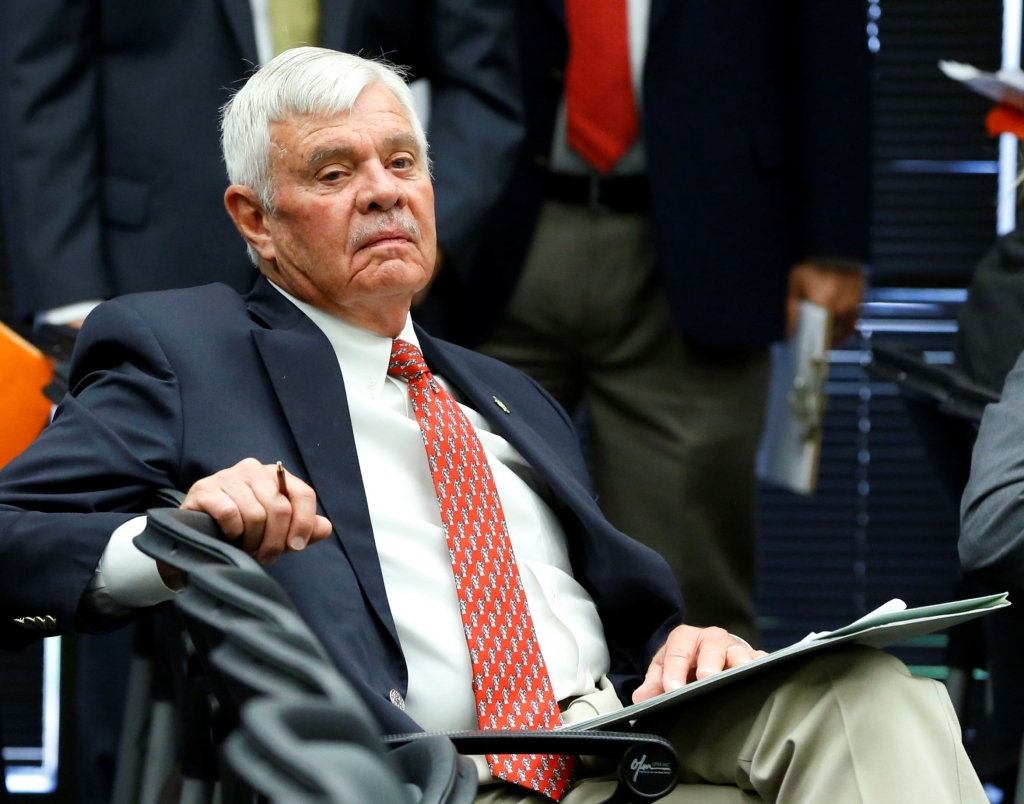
xmin=533 ymin=154 xmax=550 ymax=169
xmin=389 ymin=689 xmax=406 ymax=711
xmin=551 ymin=67 xmax=565 ymax=82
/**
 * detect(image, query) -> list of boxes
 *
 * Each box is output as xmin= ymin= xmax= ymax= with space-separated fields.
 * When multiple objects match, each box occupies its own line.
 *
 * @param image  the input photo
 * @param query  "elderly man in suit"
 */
xmin=0 ymin=0 xmax=518 ymax=326
xmin=0 ymin=49 xmax=984 ymax=804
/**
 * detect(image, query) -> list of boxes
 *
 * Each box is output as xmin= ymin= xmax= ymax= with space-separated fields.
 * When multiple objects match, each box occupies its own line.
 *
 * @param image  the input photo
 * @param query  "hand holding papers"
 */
xmin=560 ymin=593 xmax=1010 ymax=732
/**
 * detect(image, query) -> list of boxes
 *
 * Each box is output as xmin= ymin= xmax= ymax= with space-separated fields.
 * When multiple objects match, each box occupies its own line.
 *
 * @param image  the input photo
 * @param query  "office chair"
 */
xmin=135 ymin=502 xmax=682 ymax=804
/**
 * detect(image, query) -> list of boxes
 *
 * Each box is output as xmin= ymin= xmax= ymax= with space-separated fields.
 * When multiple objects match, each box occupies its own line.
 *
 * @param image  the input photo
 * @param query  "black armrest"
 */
xmin=154 ymin=488 xmax=187 ymax=508
xmin=867 ymin=345 xmax=999 ymax=424
xmin=135 ymin=506 xmax=262 ymax=574
xmin=225 ymin=697 xmax=414 ymax=804
xmin=385 ymin=730 xmax=678 ymax=802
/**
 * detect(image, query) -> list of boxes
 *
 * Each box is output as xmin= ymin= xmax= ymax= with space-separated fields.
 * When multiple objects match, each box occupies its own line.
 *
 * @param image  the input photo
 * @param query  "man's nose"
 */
xmin=355 ymin=160 xmax=404 ymax=213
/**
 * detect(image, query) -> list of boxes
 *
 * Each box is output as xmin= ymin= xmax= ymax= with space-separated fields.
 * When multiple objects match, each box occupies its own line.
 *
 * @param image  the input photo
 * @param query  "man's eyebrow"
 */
xmin=305 ymin=134 xmax=420 ymax=168
xmin=306 ymin=146 xmax=356 ymax=168
xmin=383 ymin=132 xmax=420 ymax=153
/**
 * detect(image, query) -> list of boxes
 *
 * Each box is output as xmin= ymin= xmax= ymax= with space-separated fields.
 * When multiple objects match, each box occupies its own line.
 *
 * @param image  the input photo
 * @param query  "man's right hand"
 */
xmin=180 ymin=458 xmax=333 ymax=565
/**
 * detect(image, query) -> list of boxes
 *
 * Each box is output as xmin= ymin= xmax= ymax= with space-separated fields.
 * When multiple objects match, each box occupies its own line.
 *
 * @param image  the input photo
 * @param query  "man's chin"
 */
xmin=350 ymin=258 xmax=431 ymax=297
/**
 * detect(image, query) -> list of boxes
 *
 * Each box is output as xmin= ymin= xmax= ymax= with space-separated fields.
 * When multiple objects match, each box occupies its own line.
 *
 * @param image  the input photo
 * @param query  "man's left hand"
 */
xmin=787 ymin=261 xmax=865 ymax=346
xmin=632 ymin=625 xmax=768 ymax=703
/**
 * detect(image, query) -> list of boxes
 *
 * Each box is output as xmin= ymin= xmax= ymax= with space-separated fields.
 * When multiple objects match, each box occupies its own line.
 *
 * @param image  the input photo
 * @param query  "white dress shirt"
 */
xmin=92 ymin=282 xmax=610 ymax=732
xmin=549 ymin=0 xmax=650 ymax=176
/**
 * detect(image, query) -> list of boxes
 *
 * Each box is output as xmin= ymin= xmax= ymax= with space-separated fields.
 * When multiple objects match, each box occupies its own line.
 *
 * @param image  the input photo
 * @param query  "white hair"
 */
xmin=220 ymin=47 xmax=429 ymax=262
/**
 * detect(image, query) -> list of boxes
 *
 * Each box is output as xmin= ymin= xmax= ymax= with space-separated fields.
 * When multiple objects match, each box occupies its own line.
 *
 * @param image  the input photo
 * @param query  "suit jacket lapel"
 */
xmin=246 ymin=278 xmax=400 ymax=649
xmin=218 ymin=0 xmax=259 ymax=65
xmin=648 ymin=0 xmax=670 ymax=35
xmin=416 ymin=327 xmax=595 ymax=517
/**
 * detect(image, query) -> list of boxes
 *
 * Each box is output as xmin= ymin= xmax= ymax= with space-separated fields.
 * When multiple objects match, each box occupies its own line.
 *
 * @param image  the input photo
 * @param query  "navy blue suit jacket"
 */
xmin=0 ymin=276 xmax=684 ymax=734
xmin=447 ymin=0 xmax=872 ymax=349
xmin=0 ymin=0 xmax=520 ymax=319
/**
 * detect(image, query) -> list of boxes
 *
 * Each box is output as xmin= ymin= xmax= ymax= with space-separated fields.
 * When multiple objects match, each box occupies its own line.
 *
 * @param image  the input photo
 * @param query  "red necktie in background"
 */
xmin=565 ymin=0 xmax=638 ymax=173
xmin=388 ymin=340 xmax=576 ymax=800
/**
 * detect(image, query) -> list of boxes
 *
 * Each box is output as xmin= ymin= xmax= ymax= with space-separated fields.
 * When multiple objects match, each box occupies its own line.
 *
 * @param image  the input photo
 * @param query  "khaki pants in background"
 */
xmin=475 ymin=646 xmax=987 ymax=804
xmin=478 ymin=201 xmax=771 ymax=641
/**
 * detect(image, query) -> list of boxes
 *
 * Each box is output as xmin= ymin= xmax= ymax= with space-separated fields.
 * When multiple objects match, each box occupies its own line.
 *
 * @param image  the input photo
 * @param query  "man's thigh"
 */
xmin=646 ymin=645 xmax=984 ymax=804
xmin=474 ymin=778 xmax=757 ymax=804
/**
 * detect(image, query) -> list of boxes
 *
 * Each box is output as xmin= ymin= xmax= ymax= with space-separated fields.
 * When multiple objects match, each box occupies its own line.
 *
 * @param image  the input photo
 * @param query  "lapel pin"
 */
xmin=493 ymin=396 xmax=511 ymax=414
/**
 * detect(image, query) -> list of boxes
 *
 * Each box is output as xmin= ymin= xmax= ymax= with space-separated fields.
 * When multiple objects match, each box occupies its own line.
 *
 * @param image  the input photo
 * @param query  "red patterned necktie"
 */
xmin=388 ymin=339 xmax=576 ymax=800
xmin=565 ymin=0 xmax=638 ymax=173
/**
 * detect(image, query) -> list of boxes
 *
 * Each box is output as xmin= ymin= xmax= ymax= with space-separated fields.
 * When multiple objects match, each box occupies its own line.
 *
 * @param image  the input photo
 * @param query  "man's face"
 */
xmin=260 ymin=85 xmax=436 ymax=315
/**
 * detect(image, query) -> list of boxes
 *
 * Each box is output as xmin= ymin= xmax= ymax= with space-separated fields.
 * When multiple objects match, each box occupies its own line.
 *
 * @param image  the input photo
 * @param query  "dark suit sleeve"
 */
xmin=0 ymin=0 xmax=111 ymax=318
xmin=421 ymin=0 xmax=524 ymax=277
xmin=784 ymin=0 xmax=872 ymax=263
xmin=0 ymin=300 xmax=183 ymax=640
xmin=960 ymin=351 xmax=1024 ymax=590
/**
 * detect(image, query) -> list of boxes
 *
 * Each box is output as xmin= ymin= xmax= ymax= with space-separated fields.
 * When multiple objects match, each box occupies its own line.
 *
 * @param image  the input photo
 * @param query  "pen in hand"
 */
xmin=276 ymin=460 xmax=288 ymax=496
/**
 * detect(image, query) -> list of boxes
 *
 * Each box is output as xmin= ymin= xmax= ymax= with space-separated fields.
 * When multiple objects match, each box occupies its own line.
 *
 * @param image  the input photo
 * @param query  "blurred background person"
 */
xmin=441 ymin=0 xmax=871 ymax=641
xmin=0 ymin=4 xmax=520 ymax=801
xmin=0 ymin=0 xmax=520 ymax=329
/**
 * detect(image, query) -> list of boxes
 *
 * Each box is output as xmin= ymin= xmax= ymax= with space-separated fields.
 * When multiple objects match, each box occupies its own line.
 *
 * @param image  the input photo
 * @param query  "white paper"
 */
xmin=939 ymin=60 xmax=1024 ymax=110
xmin=756 ymin=302 xmax=831 ymax=495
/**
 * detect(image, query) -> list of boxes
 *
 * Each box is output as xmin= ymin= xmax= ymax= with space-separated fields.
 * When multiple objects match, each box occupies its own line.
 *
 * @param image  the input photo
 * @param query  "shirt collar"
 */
xmin=268 ymin=280 xmax=418 ymax=401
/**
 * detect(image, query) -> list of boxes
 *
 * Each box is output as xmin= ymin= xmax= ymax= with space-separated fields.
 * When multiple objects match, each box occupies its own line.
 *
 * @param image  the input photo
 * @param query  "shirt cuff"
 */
xmin=35 ymin=300 xmax=102 ymax=327
xmin=97 ymin=516 xmax=178 ymax=608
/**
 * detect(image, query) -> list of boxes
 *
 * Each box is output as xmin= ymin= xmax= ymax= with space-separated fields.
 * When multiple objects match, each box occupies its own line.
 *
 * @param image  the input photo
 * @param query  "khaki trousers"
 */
xmin=475 ymin=647 xmax=986 ymax=804
xmin=478 ymin=201 xmax=771 ymax=641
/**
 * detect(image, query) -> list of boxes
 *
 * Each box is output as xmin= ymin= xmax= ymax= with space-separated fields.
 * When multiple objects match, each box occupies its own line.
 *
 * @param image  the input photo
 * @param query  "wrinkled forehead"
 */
xmin=268 ymin=85 xmax=419 ymax=164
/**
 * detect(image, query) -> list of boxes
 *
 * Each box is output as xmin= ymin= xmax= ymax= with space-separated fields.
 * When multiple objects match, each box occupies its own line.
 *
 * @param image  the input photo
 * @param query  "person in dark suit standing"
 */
xmin=0 ymin=0 xmax=520 ymax=327
xmin=445 ymin=0 xmax=871 ymax=641
xmin=0 ymin=49 xmax=986 ymax=804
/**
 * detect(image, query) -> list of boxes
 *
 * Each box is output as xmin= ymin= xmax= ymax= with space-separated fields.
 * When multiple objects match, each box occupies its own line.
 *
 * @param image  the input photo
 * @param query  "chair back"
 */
xmin=175 ymin=564 xmax=331 ymax=732
xmin=224 ymin=696 xmax=413 ymax=804
xmin=132 ymin=505 xmax=479 ymax=804
xmin=207 ymin=619 xmax=372 ymax=732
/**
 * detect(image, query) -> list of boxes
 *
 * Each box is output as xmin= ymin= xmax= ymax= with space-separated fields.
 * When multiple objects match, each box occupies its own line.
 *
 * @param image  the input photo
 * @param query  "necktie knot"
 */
xmin=388 ymin=339 xmax=430 ymax=382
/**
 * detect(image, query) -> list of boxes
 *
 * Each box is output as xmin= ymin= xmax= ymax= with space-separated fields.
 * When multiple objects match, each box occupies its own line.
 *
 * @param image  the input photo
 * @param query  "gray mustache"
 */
xmin=349 ymin=211 xmax=420 ymax=251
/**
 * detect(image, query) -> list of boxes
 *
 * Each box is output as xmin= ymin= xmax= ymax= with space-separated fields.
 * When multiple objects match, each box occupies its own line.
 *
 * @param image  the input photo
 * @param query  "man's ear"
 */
xmin=224 ymin=185 xmax=276 ymax=263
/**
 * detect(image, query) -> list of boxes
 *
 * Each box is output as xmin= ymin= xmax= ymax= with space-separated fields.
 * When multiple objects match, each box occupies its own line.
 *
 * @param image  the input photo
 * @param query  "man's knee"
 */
xmin=777 ymin=645 xmax=918 ymax=704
